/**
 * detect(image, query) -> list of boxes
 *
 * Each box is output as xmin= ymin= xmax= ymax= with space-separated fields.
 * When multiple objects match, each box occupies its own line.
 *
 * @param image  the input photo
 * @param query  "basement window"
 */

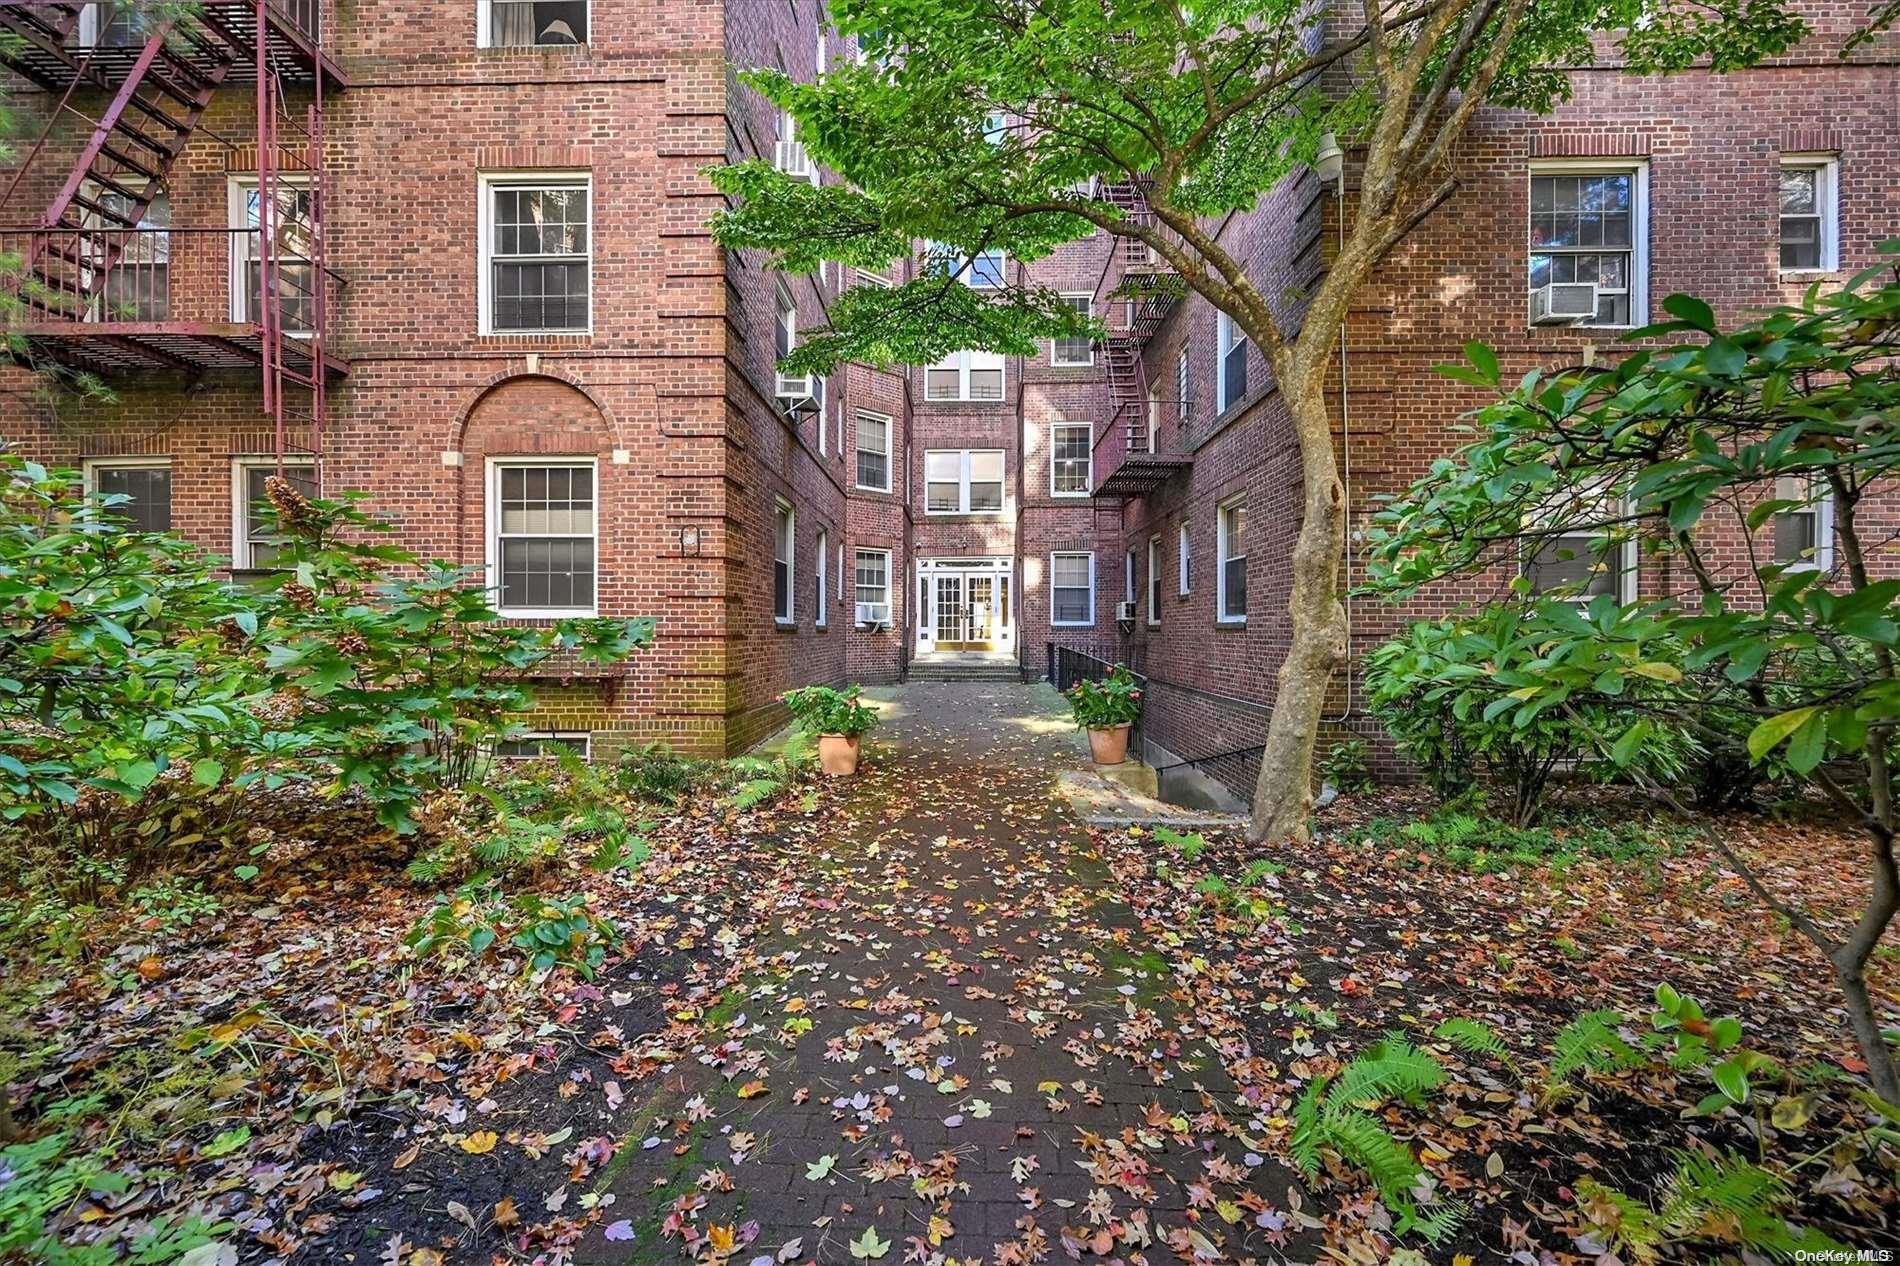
xmin=234 ymin=458 xmax=317 ymax=569
xmin=497 ymin=732 xmax=591 ymax=760
xmin=85 ymin=457 xmax=172 ymax=533
xmin=483 ymin=0 xmax=587 ymax=47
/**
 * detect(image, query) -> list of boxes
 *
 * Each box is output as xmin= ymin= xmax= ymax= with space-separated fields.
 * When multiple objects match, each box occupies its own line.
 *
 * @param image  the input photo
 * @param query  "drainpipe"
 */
xmin=1314 ymin=134 xmax=1356 ymax=724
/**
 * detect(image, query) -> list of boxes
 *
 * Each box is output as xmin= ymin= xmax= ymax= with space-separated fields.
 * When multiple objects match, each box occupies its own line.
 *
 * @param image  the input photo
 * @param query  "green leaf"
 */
xmin=848 ymin=1227 xmax=891 ymax=1260
xmin=200 ymin=1125 xmax=251 ymax=1158
xmin=191 ymin=758 xmax=225 ymax=787
xmin=1662 ymin=293 xmax=1717 ymax=332
xmin=1711 ymin=1056 xmax=1751 ymax=1103
xmin=232 ymin=865 xmax=260 ymax=882
xmin=1704 ymin=336 xmax=1745 ymax=376
xmin=1747 ymin=707 xmax=1819 ymax=761
xmin=1464 ymin=341 xmax=1500 ymax=386
xmin=1785 ymin=709 xmax=1829 ymax=774
xmin=806 ymin=1153 xmax=838 ymax=1180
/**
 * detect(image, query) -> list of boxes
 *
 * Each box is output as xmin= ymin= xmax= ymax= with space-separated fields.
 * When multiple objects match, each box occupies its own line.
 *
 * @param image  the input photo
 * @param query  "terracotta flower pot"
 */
xmin=818 ymin=733 xmax=862 ymax=776
xmin=1087 ymin=723 xmax=1131 ymax=765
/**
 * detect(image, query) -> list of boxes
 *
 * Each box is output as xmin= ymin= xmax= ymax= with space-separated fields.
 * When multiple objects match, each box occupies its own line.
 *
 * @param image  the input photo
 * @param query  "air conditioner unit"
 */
xmin=774 ymin=139 xmax=818 ymax=185
xmin=855 ymin=602 xmax=890 ymax=627
xmin=1530 ymin=281 xmax=1598 ymax=325
xmin=775 ymin=372 xmax=815 ymax=406
xmin=1115 ymin=600 xmax=1138 ymax=622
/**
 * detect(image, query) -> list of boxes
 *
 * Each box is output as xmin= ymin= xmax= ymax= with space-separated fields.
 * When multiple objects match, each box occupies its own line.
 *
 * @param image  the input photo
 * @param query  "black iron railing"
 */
xmin=1047 ymin=643 xmax=1146 ymax=761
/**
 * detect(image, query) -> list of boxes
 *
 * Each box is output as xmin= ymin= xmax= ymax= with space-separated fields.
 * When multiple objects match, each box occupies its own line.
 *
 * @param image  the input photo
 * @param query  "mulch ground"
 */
xmin=5 ymin=684 xmax=1897 ymax=1265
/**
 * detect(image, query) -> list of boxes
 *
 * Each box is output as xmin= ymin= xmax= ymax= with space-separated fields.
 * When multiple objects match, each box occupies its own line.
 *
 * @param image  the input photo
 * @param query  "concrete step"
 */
xmin=907 ymin=666 xmax=1023 ymax=682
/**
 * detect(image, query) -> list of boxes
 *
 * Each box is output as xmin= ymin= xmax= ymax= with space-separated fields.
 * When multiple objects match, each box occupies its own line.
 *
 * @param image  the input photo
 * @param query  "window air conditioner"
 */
xmin=1530 ymin=282 xmax=1598 ymax=325
xmin=774 ymin=139 xmax=818 ymax=185
xmin=775 ymin=372 xmax=815 ymax=406
xmin=1115 ymin=600 xmax=1138 ymax=621
xmin=856 ymin=602 xmax=890 ymax=627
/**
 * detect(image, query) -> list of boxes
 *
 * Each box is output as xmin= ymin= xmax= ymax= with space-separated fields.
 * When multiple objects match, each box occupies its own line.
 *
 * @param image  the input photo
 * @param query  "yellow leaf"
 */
xmin=460 ymin=1130 xmax=499 ymax=1155
xmin=737 ymin=1080 xmax=769 ymax=1099
xmin=709 ymin=1224 xmax=738 ymax=1254
xmin=1627 ymin=661 xmax=1683 ymax=683
xmin=328 ymin=1169 xmax=364 ymax=1191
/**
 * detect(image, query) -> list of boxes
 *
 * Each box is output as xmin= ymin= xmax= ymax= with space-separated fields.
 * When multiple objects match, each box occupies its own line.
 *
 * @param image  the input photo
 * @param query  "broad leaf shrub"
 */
xmin=1065 ymin=665 xmax=1143 ymax=730
xmin=0 ymin=458 xmax=654 ymax=891
xmin=1363 ymin=256 xmax=1900 ymax=1100
xmin=1363 ymin=604 xmax=1697 ymax=825
xmin=779 ymin=684 xmax=880 ymax=738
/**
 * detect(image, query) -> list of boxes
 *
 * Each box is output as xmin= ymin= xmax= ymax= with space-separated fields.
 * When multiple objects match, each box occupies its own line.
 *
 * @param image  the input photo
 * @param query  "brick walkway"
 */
xmin=584 ymin=682 xmax=1316 ymax=1265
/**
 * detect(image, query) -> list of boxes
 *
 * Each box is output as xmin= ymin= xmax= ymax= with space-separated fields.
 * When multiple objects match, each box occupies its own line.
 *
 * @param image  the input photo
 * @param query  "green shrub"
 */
xmin=1064 ymin=665 xmax=1143 ymax=730
xmin=0 ymin=1132 xmax=229 ymax=1265
xmin=779 ymin=684 xmax=879 ymax=738
xmin=1320 ymin=738 xmax=1374 ymax=794
xmin=406 ymin=884 xmax=619 ymax=979
xmin=614 ymin=743 xmax=712 ymax=806
xmin=1575 ymin=1150 xmax=1846 ymax=1264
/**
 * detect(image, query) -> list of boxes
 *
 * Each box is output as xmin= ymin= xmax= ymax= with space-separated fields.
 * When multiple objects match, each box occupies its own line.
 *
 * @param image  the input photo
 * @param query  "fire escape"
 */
xmin=1091 ymin=180 xmax=1188 ymax=502
xmin=0 ymin=1 xmax=346 ymax=476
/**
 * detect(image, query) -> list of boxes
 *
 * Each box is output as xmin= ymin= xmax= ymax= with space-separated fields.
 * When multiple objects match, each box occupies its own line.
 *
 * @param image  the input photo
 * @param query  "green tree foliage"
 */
xmin=706 ymin=0 xmax=1810 ymax=843
xmin=1364 ymin=260 xmax=1900 ymax=1100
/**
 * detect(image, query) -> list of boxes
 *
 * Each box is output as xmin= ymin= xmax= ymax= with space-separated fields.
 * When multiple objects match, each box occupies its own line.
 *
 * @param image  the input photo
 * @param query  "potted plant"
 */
xmin=780 ymin=684 xmax=879 ymax=775
xmin=1066 ymin=665 xmax=1143 ymax=765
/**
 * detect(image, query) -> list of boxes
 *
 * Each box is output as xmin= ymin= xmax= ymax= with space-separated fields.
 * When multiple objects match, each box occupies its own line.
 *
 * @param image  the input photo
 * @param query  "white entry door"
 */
xmin=916 ymin=558 xmax=1014 ymax=654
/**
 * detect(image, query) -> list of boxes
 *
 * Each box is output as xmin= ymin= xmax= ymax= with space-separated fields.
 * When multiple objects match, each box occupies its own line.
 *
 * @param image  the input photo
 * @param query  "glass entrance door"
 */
xmin=917 ymin=559 xmax=1015 ymax=654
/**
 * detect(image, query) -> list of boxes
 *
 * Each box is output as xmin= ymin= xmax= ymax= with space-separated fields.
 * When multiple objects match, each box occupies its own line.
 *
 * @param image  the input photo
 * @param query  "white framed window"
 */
xmin=82 ymin=185 xmax=168 ymax=321
xmin=773 ymin=500 xmax=795 ymax=624
xmin=84 ymin=457 xmax=171 ymax=533
xmin=227 ymin=177 xmax=312 ymax=330
xmin=1217 ymin=311 xmax=1248 ymax=413
xmin=925 ymin=349 xmax=1005 ymax=401
xmin=1217 ymin=498 xmax=1247 ymax=623
xmin=1177 ymin=522 xmax=1191 ymax=596
xmin=814 ymin=528 xmax=829 ymax=626
xmin=232 ymin=457 xmax=317 ymax=569
xmin=854 ymin=548 xmax=891 ymax=624
xmin=855 ymin=411 xmax=892 ymax=491
xmin=924 ymin=449 xmax=1005 ymax=514
xmin=1050 ymin=552 xmax=1095 ymax=627
xmin=1520 ymin=487 xmax=1638 ymax=604
xmin=1528 ymin=161 xmax=1649 ymax=328
xmin=479 ymin=0 xmax=587 ymax=47
xmin=853 ymin=266 xmax=893 ymax=289
xmin=1147 ymin=535 xmax=1162 ymax=626
xmin=1772 ymin=475 xmax=1835 ymax=571
xmin=1050 ymin=422 xmax=1091 ymax=497
xmin=486 ymin=459 xmax=597 ymax=616
xmin=1176 ymin=349 xmax=1191 ymax=430
xmin=1124 ymin=548 xmax=1137 ymax=606
xmin=478 ymin=173 xmax=591 ymax=335
xmin=497 ymin=732 xmax=592 ymax=760
xmin=1779 ymin=156 xmax=1838 ymax=273
xmin=1051 ymin=294 xmax=1094 ymax=366
xmin=78 ymin=3 xmax=151 ymax=46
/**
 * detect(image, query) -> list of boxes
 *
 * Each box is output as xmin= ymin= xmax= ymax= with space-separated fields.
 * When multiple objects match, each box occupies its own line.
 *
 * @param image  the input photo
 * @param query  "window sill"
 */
xmin=1051 ymin=621 xmax=1095 ymax=629
xmin=1215 ymin=617 xmax=1247 ymax=628
xmin=924 ymin=511 xmax=1007 ymax=519
xmin=1051 ymin=491 xmax=1092 ymax=500
xmin=1779 ymin=268 xmax=1840 ymax=278
xmin=854 ymin=484 xmax=894 ymax=495
xmin=1049 ymin=360 xmax=1095 ymax=370
xmin=477 ymin=43 xmax=593 ymax=54
xmin=774 ymin=618 xmax=797 ymax=631
xmin=499 ymin=609 xmax=597 ymax=620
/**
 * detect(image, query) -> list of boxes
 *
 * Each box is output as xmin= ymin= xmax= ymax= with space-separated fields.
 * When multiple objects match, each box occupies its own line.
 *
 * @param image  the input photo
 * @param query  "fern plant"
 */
xmin=1289 ymin=1037 xmax=1463 ymax=1243
xmin=1432 ymin=1017 xmax=1517 ymax=1073
xmin=1575 ymin=1150 xmax=1848 ymax=1264
xmin=1550 ymin=1009 xmax=1646 ymax=1079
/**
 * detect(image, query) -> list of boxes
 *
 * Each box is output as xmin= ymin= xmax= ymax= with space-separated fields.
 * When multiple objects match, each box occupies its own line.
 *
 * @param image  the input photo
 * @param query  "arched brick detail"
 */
xmin=451 ymin=371 xmax=622 ymax=454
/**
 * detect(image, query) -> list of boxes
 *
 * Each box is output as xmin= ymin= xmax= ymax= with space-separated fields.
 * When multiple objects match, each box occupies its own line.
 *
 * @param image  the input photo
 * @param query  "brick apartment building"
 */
xmin=0 ymin=2 xmax=1892 ymax=787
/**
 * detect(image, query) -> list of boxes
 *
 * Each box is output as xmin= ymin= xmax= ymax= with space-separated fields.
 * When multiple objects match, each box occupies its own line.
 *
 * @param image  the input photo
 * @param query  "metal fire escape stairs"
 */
xmin=0 ymin=1 xmax=346 ymax=481
xmin=1092 ymin=180 xmax=1188 ymax=502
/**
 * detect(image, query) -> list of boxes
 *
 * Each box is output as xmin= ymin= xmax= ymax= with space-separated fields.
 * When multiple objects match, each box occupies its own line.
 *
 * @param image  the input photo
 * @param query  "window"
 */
xmin=1529 ymin=164 xmax=1647 ymax=327
xmin=924 ymin=449 xmax=1004 ymax=514
xmin=233 ymin=459 xmax=316 ymax=569
xmin=925 ymin=349 xmax=1005 ymax=401
xmin=1779 ymin=157 xmax=1838 ymax=272
xmin=855 ymin=548 xmax=891 ymax=623
xmin=1124 ymin=548 xmax=1137 ymax=606
xmin=1217 ymin=499 xmax=1247 ymax=623
xmin=1145 ymin=383 xmax=1161 ymax=453
xmin=1177 ymin=522 xmax=1191 ymax=596
xmin=497 ymin=732 xmax=591 ymax=760
xmin=229 ymin=179 xmax=312 ymax=330
xmin=482 ymin=0 xmax=587 ymax=46
xmin=856 ymin=411 xmax=891 ymax=491
xmin=84 ymin=188 xmax=167 ymax=322
xmin=1050 ymin=552 xmax=1094 ymax=627
xmin=488 ymin=460 xmax=597 ymax=615
xmin=1772 ymin=475 xmax=1835 ymax=571
xmin=1052 ymin=294 xmax=1094 ymax=366
xmin=481 ymin=175 xmax=590 ymax=333
xmin=85 ymin=458 xmax=171 ymax=533
xmin=1520 ymin=490 xmax=1635 ymax=603
xmin=773 ymin=500 xmax=795 ymax=624
xmin=1176 ymin=350 xmax=1191 ymax=430
xmin=1050 ymin=422 xmax=1091 ymax=497
xmin=814 ymin=528 xmax=829 ymax=626
xmin=78 ymin=4 xmax=151 ymax=47
xmin=1147 ymin=536 xmax=1162 ymax=626
xmin=1217 ymin=312 xmax=1248 ymax=413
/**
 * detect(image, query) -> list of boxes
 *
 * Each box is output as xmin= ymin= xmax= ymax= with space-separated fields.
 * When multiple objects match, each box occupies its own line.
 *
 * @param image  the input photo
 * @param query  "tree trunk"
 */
xmin=1249 ymin=380 xmax=1350 ymax=843
xmin=1832 ymin=955 xmax=1900 ymax=1105
xmin=0 ymin=1096 xmax=18 ymax=1145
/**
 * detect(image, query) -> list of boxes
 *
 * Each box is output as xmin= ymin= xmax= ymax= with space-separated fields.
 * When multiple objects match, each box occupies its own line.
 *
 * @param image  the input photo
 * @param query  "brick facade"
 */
xmin=0 ymin=3 xmax=1891 ymax=777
